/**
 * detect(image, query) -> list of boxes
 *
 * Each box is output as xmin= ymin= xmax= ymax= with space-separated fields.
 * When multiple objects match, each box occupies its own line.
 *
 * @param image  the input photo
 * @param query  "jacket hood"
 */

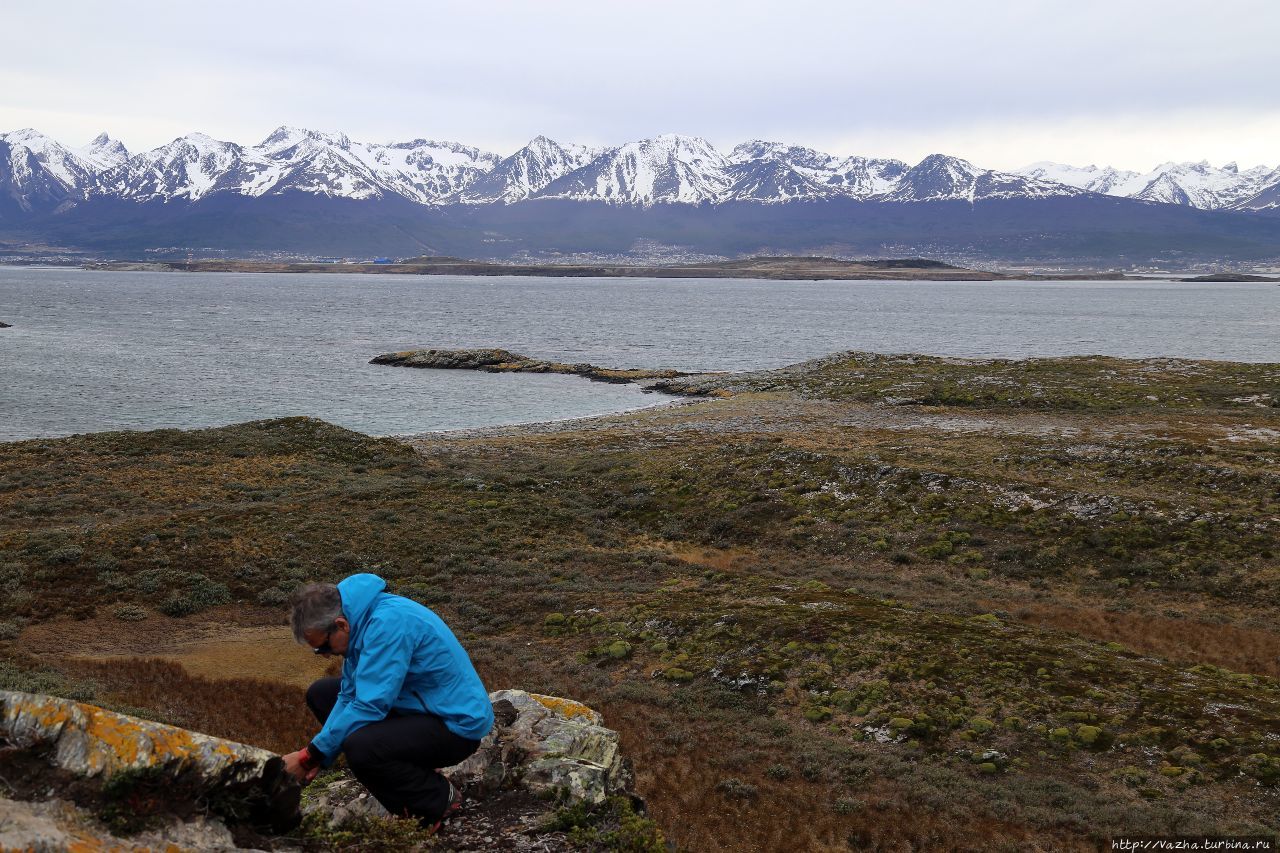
xmin=337 ymin=573 xmax=388 ymax=633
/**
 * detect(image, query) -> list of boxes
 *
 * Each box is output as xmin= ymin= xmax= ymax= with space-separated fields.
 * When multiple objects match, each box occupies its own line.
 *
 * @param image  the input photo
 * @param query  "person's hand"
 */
xmin=282 ymin=749 xmax=321 ymax=783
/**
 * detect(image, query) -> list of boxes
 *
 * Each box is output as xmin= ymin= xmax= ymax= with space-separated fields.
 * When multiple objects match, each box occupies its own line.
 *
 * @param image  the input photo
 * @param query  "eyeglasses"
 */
xmin=313 ymin=630 xmax=335 ymax=656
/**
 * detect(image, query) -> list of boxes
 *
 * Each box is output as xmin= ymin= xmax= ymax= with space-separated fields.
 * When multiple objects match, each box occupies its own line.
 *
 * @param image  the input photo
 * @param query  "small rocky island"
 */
xmin=1179 ymin=272 xmax=1280 ymax=282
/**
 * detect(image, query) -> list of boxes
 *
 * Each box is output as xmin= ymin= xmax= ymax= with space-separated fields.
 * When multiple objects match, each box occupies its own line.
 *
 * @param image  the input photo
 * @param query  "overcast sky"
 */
xmin=3 ymin=0 xmax=1278 ymax=170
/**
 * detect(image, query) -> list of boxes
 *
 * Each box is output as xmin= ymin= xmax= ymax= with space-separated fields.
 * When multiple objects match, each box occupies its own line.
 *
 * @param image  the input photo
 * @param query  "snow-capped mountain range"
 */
xmin=1015 ymin=160 xmax=1280 ymax=212
xmin=2 ymin=126 xmax=1278 ymax=215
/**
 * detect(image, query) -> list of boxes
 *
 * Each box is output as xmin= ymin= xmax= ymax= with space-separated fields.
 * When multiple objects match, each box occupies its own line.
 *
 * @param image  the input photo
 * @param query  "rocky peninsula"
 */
xmin=370 ymin=347 xmax=690 ymax=385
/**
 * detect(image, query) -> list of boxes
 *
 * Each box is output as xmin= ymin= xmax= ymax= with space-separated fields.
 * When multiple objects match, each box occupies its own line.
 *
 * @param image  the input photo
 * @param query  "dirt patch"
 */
xmin=666 ymin=544 xmax=756 ymax=573
xmin=19 ymin=607 xmax=330 ymax=689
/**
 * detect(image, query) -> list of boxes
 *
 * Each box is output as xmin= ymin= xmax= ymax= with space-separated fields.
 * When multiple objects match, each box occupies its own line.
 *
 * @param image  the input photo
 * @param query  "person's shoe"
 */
xmin=422 ymin=780 xmax=463 ymax=834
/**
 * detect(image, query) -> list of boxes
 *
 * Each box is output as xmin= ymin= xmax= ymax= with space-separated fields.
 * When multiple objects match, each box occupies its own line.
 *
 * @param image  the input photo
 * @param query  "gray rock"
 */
xmin=302 ymin=775 xmax=391 ymax=830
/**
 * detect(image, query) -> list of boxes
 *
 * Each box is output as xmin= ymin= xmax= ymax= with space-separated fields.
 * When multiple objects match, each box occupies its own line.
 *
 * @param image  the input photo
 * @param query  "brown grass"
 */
xmin=1013 ymin=604 xmax=1280 ymax=679
xmin=63 ymin=657 xmax=316 ymax=755
xmin=474 ymin=644 xmax=1087 ymax=853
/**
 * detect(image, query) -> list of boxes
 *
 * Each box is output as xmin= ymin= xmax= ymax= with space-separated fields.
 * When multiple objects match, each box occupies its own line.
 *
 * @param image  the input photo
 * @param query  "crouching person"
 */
xmin=281 ymin=573 xmax=494 ymax=832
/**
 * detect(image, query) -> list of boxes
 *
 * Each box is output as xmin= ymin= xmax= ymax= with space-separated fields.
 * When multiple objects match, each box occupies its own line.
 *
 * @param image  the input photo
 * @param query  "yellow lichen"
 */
xmin=531 ymin=693 xmax=599 ymax=721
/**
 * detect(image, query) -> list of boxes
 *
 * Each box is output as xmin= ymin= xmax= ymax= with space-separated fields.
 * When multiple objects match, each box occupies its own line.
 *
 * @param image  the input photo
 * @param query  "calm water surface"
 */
xmin=1 ymin=267 xmax=1276 ymax=441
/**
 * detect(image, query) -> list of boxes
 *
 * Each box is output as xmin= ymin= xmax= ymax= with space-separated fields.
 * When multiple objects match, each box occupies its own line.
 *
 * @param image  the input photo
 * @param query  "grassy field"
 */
xmin=1 ymin=352 xmax=1277 ymax=850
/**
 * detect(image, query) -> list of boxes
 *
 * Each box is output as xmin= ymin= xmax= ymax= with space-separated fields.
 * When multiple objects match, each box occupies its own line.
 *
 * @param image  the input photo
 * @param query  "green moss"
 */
xmin=968 ymin=717 xmax=995 ymax=734
xmin=543 ymin=796 xmax=665 ymax=851
xmin=1075 ymin=724 xmax=1111 ymax=749
xmin=297 ymin=809 xmax=439 ymax=849
xmin=803 ymin=706 xmax=833 ymax=723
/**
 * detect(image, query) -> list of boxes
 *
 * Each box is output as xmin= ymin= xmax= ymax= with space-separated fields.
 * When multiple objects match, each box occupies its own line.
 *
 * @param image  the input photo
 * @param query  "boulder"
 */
xmin=443 ymin=689 xmax=633 ymax=806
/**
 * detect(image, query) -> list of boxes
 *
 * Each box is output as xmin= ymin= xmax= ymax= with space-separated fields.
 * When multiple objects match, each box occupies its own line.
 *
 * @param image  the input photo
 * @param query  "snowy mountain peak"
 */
xmin=891 ymin=155 xmax=1084 ymax=203
xmin=177 ymin=132 xmax=239 ymax=153
xmin=728 ymin=140 xmax=836 ymax=169
xmin=260 ymin=126 xmax=352 ymax=153
xmin=4 ymin=128 xmax=51 ymax=146
xmin=76 ymin=132 xmax=130 ymax=170
xmin=918 ymin=153 xmax=980 ymax=174
xmin=459 ymin=135 xmax=594 ymax=204
xmin=1 ymin=128 xmax=110 ymax=195
xmin=888 ymin=154 xmax=982 ymax=202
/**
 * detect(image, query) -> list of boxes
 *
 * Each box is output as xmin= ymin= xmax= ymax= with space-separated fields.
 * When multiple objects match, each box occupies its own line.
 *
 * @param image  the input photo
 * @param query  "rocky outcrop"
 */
xmin=370 ymin=347 xmax=690 ymax=386
xmin=0 ymin=689 xmax=299 ymax=847
xmin=0 ymin=689 xmax=646 ymax=850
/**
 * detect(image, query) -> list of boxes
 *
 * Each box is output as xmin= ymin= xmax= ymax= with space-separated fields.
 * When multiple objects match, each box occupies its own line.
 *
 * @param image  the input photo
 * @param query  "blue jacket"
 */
xmin=308 ymin=573 xmax=494 ymax=765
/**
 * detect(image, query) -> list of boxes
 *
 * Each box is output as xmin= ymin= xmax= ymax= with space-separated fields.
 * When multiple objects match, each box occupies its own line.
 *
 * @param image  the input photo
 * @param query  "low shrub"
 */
xmin=715 ymin=777 xmax=758 ymax=800
xmin=111 ymin=604 xmax=148 ymax=622
xmin=158 ymin=574 xmax=231 ymax=617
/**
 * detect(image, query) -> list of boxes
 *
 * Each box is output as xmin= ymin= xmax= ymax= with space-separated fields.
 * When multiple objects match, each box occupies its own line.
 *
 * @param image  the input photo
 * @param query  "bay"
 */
xmin=0 ymin=267 xmax=1276 ymax=442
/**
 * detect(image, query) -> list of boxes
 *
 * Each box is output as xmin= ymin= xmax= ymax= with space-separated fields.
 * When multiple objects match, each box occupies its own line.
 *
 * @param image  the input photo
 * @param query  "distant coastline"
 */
xmin=82 ymin=255 xmax=1137 ymax=281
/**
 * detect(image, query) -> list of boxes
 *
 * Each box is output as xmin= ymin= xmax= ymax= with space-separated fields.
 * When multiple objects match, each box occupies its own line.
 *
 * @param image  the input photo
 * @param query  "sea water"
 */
xmin=1 ymin=267 xmax=1276 ymax=441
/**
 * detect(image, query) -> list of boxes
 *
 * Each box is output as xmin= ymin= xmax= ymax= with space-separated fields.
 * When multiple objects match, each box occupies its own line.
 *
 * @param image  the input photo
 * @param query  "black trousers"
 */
xmin=306 ymin=677 xmax=481 ymax=822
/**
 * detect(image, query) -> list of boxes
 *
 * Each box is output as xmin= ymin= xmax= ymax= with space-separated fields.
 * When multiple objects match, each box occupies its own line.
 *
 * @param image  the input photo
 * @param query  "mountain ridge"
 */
xmin=3 ymin=127 xmax=1278 ymax=265
xmin=4 ymin=126 xmax=1276 ymax=213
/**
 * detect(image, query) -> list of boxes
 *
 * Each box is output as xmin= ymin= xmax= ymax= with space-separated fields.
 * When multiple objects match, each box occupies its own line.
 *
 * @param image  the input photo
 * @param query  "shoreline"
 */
xmin=394 ymin=396 xmax=703 ymax=442
xmin=6 ymin=347 xmax=1276 ymax=445
xmin=79 ymin=255 xmax=1136 ymax=282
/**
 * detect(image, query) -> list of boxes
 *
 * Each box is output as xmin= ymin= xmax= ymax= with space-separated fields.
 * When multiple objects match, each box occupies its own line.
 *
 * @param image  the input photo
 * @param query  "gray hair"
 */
xmin=289 ymin=582 xmax=344 ymax=643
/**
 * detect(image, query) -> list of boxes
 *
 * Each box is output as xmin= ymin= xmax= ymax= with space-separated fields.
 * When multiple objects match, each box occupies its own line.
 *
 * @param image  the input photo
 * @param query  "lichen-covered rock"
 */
xmin=443 ymin=689 xmax=633 ymax=807
xmin=0 ymin=689 xmax=300 ymax=833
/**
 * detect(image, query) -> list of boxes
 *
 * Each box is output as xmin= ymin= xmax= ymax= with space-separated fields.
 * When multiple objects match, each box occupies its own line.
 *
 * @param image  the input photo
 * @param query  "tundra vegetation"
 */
xmin=0 ymin=352 xmax=1277 ymax=851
